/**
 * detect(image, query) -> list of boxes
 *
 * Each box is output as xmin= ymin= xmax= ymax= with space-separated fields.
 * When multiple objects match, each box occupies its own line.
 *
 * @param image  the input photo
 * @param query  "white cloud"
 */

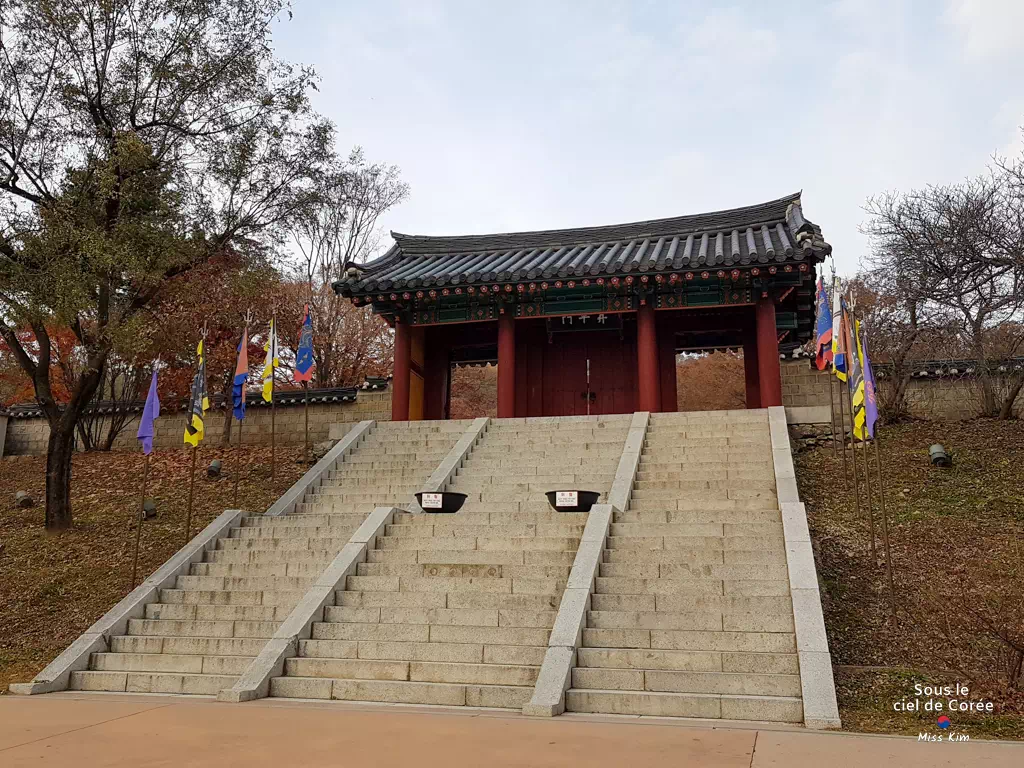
xmin=944 ymin=0 xmax=1024 ymax=59
xmin=273 ymin=1 xmax=1024 ymax=278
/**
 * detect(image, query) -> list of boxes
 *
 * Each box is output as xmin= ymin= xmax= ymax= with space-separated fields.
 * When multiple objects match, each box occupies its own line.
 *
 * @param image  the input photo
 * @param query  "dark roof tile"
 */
xmin=338 ymin=193 xmax=830 ymax=294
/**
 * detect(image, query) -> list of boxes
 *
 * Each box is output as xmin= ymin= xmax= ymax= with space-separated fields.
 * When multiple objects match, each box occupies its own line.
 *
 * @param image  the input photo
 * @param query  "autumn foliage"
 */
xmin=676 ymin=351 xmax=746 ymax=411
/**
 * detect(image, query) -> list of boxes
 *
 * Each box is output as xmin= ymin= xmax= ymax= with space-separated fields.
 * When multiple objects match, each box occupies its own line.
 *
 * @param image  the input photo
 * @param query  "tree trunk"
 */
xmin=997 ymin=378 xmax=1024 ymax=420
xmin=44 ymin=417 xmax=78 ymax=530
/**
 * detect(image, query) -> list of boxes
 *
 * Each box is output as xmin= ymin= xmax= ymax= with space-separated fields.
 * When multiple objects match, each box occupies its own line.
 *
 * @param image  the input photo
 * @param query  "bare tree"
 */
xmin=76 ymin=357 xmax=146 ymax=451
xmin=863 ymin=171 xmax=1024 ymax=420
xmin=287 ymin=149 xmax=407 ymax=387
xmin=849 ymin=272 xmax=946 ymax=421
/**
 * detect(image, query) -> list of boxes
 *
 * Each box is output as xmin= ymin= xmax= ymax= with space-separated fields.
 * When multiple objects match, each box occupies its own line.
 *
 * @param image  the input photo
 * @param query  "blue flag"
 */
xmin=136 ymin=365 xmax=160 ymax=455
xmin=232 ymin=327 xmax=249 ymax=421
xmin=294 ymin=304 xmax=315 ymax=383
xmin=814 ymin=278 xmax=833 ymax=371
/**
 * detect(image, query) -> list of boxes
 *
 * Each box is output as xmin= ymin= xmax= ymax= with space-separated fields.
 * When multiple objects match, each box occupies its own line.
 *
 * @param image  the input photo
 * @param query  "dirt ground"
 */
xmin=0 ymin=442 xmax=306 ymax=693
xmin=795 ymin=418 xmax=1024 ymax=739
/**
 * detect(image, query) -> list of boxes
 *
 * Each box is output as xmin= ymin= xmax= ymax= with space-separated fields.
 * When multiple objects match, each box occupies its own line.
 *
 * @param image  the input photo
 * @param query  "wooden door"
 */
xmin=584 ymin=333 xmax=637 ymax=415
xmin=546 ymin=340 xmax=589 ymax=416
xmin=539 ymin=332 xmax=636 ymax=416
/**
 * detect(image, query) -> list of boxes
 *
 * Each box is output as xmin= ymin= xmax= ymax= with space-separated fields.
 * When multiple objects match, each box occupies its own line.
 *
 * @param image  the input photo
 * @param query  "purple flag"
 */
xmin=862 ymin=333 xmax=879 ymax=439
xmin=136 ymin=365 xmax=161 ymax=455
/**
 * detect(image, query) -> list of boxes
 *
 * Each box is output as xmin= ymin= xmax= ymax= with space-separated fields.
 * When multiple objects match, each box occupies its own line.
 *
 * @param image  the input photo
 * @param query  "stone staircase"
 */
xmin=565 ymin=410 xmax=803 ymax=722
xmin=269 ymin=414 xmax=631 ymax=708
xmin=68 ymin=421 xmax=467 ymax=695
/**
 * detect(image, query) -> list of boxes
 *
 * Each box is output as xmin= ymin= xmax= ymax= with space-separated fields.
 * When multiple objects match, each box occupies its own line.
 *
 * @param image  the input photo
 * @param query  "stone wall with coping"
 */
xmin=780 ymin=358 xmax=1023 ymax=422
xmin=2 ymin=388 xmax=394 ymax=456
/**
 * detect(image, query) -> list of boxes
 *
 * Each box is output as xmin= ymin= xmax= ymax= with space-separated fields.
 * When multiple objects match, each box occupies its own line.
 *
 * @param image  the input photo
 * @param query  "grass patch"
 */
xmin=0 ymin=443 xmax=306 ymax=694
xmin=795 ymin=418 xmax=1024 ymax=740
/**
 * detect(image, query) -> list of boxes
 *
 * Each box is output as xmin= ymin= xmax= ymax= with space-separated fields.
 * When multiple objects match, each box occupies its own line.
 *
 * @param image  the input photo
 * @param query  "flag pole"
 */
xmin=859 ymin=423 xmax=876 ymax=560
xmin=234 ymin=311 xmax=251 ymax=508
xmin=234 ymin=409 xmax=243 ymax=508
xmin=873 ymin=428 xmax=897 ymax=618
xmin=184 ymin=323 xmax=206 ymax=546
xmin=851 ymin=308 xmax=876 ymax=560
xmin=837 ymin=375 xmax=851 ymax=487
xmin=303 ymin=381 xmax=310 ymax=466
xmin=130 ymin=453 xmax=150 ymax=590
xmin=184 ymin=445 xmax=197 ymax=546
xmin=845 ymin=374 xmax=863 ymax=521
xmin=828 ymin=373 xmax=840 ymax=457
xmin=270 ymin=319 xmax=276 ymax=482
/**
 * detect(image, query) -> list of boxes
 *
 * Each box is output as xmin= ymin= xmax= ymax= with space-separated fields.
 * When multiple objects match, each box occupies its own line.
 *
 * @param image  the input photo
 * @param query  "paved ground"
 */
xmin=1 ymin=693 xmax=1021 ymax=767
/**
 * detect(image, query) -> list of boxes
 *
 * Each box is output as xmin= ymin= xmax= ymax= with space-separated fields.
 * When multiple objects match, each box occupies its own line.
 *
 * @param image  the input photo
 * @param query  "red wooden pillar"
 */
xmin=392 ymin=319 xmax=411 ymax=421
xmin=658 ymin=327 xmax=678 ymax=413
xmin=637 ymin=302 xmax=660 ymax=412
xmin=497 ymin=312 xmax=516 ymax=418
xmin=743 ymin=339 xmax=761 ymax=409
xmin=755 ymin=295 xmax=782 ymax=407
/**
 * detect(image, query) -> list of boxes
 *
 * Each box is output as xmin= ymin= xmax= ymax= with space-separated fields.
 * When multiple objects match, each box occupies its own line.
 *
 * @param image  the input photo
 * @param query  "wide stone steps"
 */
xmin=355 ymin=563 xmax=571 ymax=580
xmin=158 ymin=588 xmax=305 ymax=606
xmin=70 ymin=670 xmax=237 ymax=695
xmin=571 ymin=667 xmax=801 ymax=697
xmin=367 ymin=549 xmax=578 ymax=566
xmin=271 ymin=676 xmax=534 ymax=708
xmin=565 ymin=689 xmax=802 ymax=721
xmin=88 ymin=651 xmax=252 ymax=675
xmin=383 ymin=523 xmax=586 ymax=538
xmin=263 ymin=417 xmax=622 ymax=710
xmin=594 ymin=577 xmax=790 ymax=596
xmin=337 ymin=591 xmax=561 ymax=611
xmin=563 ymin=410 xmax=804 ymax=723
xmin=69 ymin=420 xmax=467 ymax=696
xmin=109 ymin=635 xmax=266 ymax=656
xmin=144 ymin=603 xmax=287 ymax=621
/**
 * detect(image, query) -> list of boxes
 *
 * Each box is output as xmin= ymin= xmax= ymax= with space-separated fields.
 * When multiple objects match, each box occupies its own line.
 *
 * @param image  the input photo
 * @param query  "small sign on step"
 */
xmin=555 ymin=491 xmax=578 ymax=508
xmin=421 ymin=492 xmax=443 ymax=509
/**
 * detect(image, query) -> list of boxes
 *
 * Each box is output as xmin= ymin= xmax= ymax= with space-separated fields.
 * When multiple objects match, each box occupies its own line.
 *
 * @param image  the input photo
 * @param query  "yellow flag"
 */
xmin=261 ymin=319 xmax=279 ymax=402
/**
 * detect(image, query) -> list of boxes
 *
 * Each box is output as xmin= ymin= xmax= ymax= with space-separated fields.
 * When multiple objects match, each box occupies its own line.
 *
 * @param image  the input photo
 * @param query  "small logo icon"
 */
xmin=937 ymin=716 xmax=951 ymax=730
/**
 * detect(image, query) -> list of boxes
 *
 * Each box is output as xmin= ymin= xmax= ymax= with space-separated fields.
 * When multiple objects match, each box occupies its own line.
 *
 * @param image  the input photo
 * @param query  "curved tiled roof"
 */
xmin=338 ymin=193 xmax=830 ymax=295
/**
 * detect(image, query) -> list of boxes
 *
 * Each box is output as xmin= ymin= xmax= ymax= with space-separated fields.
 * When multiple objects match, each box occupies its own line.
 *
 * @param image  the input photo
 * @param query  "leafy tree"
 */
xmin=0 ymin=0 xmax=330 ymax=528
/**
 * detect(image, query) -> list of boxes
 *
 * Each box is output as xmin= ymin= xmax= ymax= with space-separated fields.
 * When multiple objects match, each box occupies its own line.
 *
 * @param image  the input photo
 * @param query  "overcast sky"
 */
xmin=275 ymin=0 xmax=1024 ymax=276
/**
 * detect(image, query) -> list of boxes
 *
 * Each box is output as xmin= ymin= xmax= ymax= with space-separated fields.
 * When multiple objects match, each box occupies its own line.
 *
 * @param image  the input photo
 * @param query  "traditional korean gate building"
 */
xmin=336 ymin=193 xmax=831 ymax=420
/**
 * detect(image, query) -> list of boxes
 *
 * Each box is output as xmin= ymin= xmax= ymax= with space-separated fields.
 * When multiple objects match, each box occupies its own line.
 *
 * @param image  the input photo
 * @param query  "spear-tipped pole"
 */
xmin=184 ymin=323 xmax=206 ymax=546
xmin=837 ymin=373 xmax=851 ymax=487
xmin=233 ymin=310 xmax=252 ymax=508
xmin=828 ymin=372 xmax=840 ymax=457
xmin=303 ymin=381 xmax=310 ymax=466
xmin=130 ymin=453 xmax=150 ymax=590
xmin=849 ymin=301 xmax=876 ymax=560
xmin=873 ymin=427 xmax=897 ymax=618
xmin=270 ymin=314 xmax=276 ymax=482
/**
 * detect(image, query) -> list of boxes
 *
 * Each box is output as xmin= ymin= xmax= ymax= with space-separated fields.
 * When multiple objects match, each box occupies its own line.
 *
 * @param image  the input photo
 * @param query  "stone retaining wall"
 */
xmin=5 ymin=361 xmax=1016 ymax=456
xmin=2 ymin=390 xmax=393 ymax=456
xmin=779 ymin=359 xmax=1024 ymax=422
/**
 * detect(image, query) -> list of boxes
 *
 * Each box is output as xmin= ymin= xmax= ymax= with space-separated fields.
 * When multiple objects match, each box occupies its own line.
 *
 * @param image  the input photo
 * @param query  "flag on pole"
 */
xmin=294 ymin=304 xmax=315 ymax=383
xmin=136 ymin=363 xmax=160 ymax=455
xmin=831 ymin=277 xmax=847 ymax=381
xmin=855 ymin=327 xmax=880 ymax=440
xmin=814 ymin=278 xmax=834 ymax=371
xmin=260 ymin=318 xmax=279 ymax=402
xmin=183 ymin=341 xmax=209 ymax=446
xmin=232 ymin=326 xmax=250 ymax=420
xmin=849 ymin=319 xmax=867 ymax=437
